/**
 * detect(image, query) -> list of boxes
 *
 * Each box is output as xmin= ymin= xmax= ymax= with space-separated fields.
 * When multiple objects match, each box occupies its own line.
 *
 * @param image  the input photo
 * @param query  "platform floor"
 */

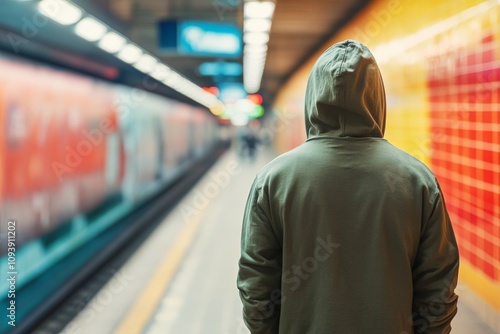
xmin=63 ymin=147 xmax=498 ymax=334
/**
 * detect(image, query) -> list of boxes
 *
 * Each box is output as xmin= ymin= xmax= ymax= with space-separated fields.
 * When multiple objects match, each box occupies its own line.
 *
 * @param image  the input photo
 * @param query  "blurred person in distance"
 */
xmin=237 ymin=40 xmax=459 ymax=334
xmin=239 ymin=127 xmax=261 ymax=162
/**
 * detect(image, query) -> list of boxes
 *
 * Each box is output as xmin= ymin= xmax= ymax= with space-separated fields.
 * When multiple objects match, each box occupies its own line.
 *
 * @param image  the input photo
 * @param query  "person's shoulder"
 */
xmin=383 ymin=141 xmax=438 ymax=183
xmin=255 ymin=144 xmax=306 ymax=182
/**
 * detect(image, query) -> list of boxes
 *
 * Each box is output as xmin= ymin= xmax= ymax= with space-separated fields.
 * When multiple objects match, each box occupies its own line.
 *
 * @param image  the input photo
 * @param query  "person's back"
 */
xmin=237 ymin=40 xmax=459 ymax=334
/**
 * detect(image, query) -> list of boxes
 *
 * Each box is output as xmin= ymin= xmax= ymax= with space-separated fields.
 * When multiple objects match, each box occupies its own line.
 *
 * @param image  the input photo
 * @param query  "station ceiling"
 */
xmin=107 ymin=0 xmax=370 ymax=102
xmin=0 ymin=0 xmax=370 ymax=107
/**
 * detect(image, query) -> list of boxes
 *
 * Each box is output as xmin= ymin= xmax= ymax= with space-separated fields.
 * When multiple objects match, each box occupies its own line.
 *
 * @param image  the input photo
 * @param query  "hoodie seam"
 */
xmin=337 ymin=45 xmax=349 ymax=137
xmin=305 ymin=136 xmax=387 ymax=142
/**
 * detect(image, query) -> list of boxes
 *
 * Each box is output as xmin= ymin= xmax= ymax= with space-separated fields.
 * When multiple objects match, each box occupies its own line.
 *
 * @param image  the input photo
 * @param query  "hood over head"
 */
xmin=305 ymin=40 xmax=386 ymax=139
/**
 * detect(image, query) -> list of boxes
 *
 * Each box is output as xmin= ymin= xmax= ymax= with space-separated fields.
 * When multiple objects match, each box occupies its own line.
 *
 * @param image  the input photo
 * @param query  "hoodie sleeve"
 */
xmin=411 ymin=181 xmax=459 ymax=334
xmin=237 ymin=177 xmax=282 ymax=334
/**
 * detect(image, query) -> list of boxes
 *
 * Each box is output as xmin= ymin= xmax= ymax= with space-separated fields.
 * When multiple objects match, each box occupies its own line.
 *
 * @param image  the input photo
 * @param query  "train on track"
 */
xmin=0 ymin=52 xmax=221 ymax=306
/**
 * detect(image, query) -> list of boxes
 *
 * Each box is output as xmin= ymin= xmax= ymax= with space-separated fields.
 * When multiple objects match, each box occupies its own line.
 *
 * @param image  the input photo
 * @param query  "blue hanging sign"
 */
xmin=158 ymin=20 xmax=242 ymax=58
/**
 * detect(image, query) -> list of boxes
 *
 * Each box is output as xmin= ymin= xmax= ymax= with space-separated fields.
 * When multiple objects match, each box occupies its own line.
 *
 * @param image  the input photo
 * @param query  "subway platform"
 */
xmin=61 ymin=147 xmax=497 ymax=334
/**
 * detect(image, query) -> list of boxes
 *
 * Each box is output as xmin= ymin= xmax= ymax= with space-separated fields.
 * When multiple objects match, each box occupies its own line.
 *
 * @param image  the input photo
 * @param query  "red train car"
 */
xmin=0 ymin=57 xmax=125 ymax=245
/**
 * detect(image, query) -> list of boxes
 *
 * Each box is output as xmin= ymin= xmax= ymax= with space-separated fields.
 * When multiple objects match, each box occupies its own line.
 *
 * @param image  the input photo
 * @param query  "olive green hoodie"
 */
xmin=237 ymin=40 xmax=459 ymax=334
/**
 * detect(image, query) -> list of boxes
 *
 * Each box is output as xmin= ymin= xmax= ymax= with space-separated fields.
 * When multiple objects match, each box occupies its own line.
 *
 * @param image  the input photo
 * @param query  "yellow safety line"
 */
xmin=459 ymin=259 xmax=500 ymax=311
xmin=114 ymin=214 xmax=203 ymax=334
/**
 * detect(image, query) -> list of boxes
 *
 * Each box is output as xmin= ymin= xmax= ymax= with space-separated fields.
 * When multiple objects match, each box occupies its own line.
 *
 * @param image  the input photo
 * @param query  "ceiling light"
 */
xmin=246 ymin=77 xmax=263 ymax=83
xmin=245 ymin=86 xmax=260 ymax=94
xmin=245 ymin=76 xmax=262 ymax=81
xmin=209 ymin=101 xmax=225 ymax=116
xmin=117 ymin=44 xmax=142 ymax=63
xmin=206 ymin=95 xmax=218 ymax=104
xmin=244 ymin=1 xmax=275 ymax=19
xmin=245 ymin=62 xmax=266 ymax=70
xmin=133 ymin=54 xmax=158 ymax=73
xmin=244 ymin=32 xmax=269 ymax=45
xmin=37 ymin=1 xmax=223 ymax=110
xmin=151 ymin=64 xmax=172 ymax=81
xmin=245 ymin=77 xmax=263 ymax=82
xmin=244 ymin=44 xmax=268 ymax=54
xmin=39 ymin=0 xmax=82 ymax=25
xmin=75 ymin=17 xmax=107 ymax=42
xmin=163 ymin=72 xmax=183 ymax=88
xmin=245 ymin=53 xmax=266 ymax=60
xmin=244 ymin=18 xmax=272 ymax=33
xmin=98 ymin=31 xmax=126 ymax=53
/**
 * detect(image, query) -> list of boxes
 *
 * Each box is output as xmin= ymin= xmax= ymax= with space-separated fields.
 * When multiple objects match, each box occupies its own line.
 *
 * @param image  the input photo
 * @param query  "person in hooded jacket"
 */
xmin=237 ymin=40 xmax=459 ymax=334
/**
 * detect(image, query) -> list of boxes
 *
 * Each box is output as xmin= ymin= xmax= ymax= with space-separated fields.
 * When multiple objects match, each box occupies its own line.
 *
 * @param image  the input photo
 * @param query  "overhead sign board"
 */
xmin=199 ymin=62 xmax=242 ymax=76
xmin=158 ymin=20 xmax=242 ymax=58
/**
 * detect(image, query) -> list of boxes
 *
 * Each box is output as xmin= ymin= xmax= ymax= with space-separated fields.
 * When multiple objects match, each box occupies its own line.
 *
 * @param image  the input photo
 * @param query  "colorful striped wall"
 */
xmin=272 ymin=0 xmax=500 ymax=327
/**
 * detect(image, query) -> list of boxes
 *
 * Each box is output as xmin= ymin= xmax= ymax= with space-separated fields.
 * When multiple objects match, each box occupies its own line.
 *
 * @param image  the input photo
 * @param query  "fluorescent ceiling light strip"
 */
xmin=164 ymin=72 xmax=220 ymax=108
xmin=245 ymin=65 xmax=265 ymax=71
xmin=39 ymin=0 xmax=83 ymax=25
xmin=245 ymin=64 xmax=265 ymax=69
xmin=245 ymin=50 xmax=267 ymax=57
xmin=246 ymin=78 xmax=263 ymax=83
xmin=242 ymin=3 xmax=274 ymax=94
xmin=244 ymin=32 xmax=270 ymax=44
xmin=244 ymin=18 xmax=272 ymax=32
xmin=151 ymin=64 xmax=173 ymax=81
xmin=245 ymin=72 xmax=263 ymax=76
xmin=51 ymin=1 xmax=221 ymax=108
xmin=245 ymin=79 xmax=262 ymax=84
xmin=245 ymin=55 xmax=266 ymax=61
xmin=245 ymin=87 xmax=259 ymax=94
xmin=246 ymin=68 xmax=265 ymax=74
xmin=98 ymin=31 xmax=126 ymax=53
xmin=245 ymin=44 xmax=268 ymax=53
xmin=75 ymin=17 xmax=107 ymax=42
xmin=117 ymin=43 xmax=142 ymax=63
xmin=246 ymin=75 xmax=264 ymax=80
xmin=245 ymin=75 xmax=263 ymax=82
xmin=133 ymin=54 xmax=158 ymax=73
xmin=244 ymin=1 xmax=275 ymax=19
xmin=163 ymin=73 xmax=182 ymax=87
